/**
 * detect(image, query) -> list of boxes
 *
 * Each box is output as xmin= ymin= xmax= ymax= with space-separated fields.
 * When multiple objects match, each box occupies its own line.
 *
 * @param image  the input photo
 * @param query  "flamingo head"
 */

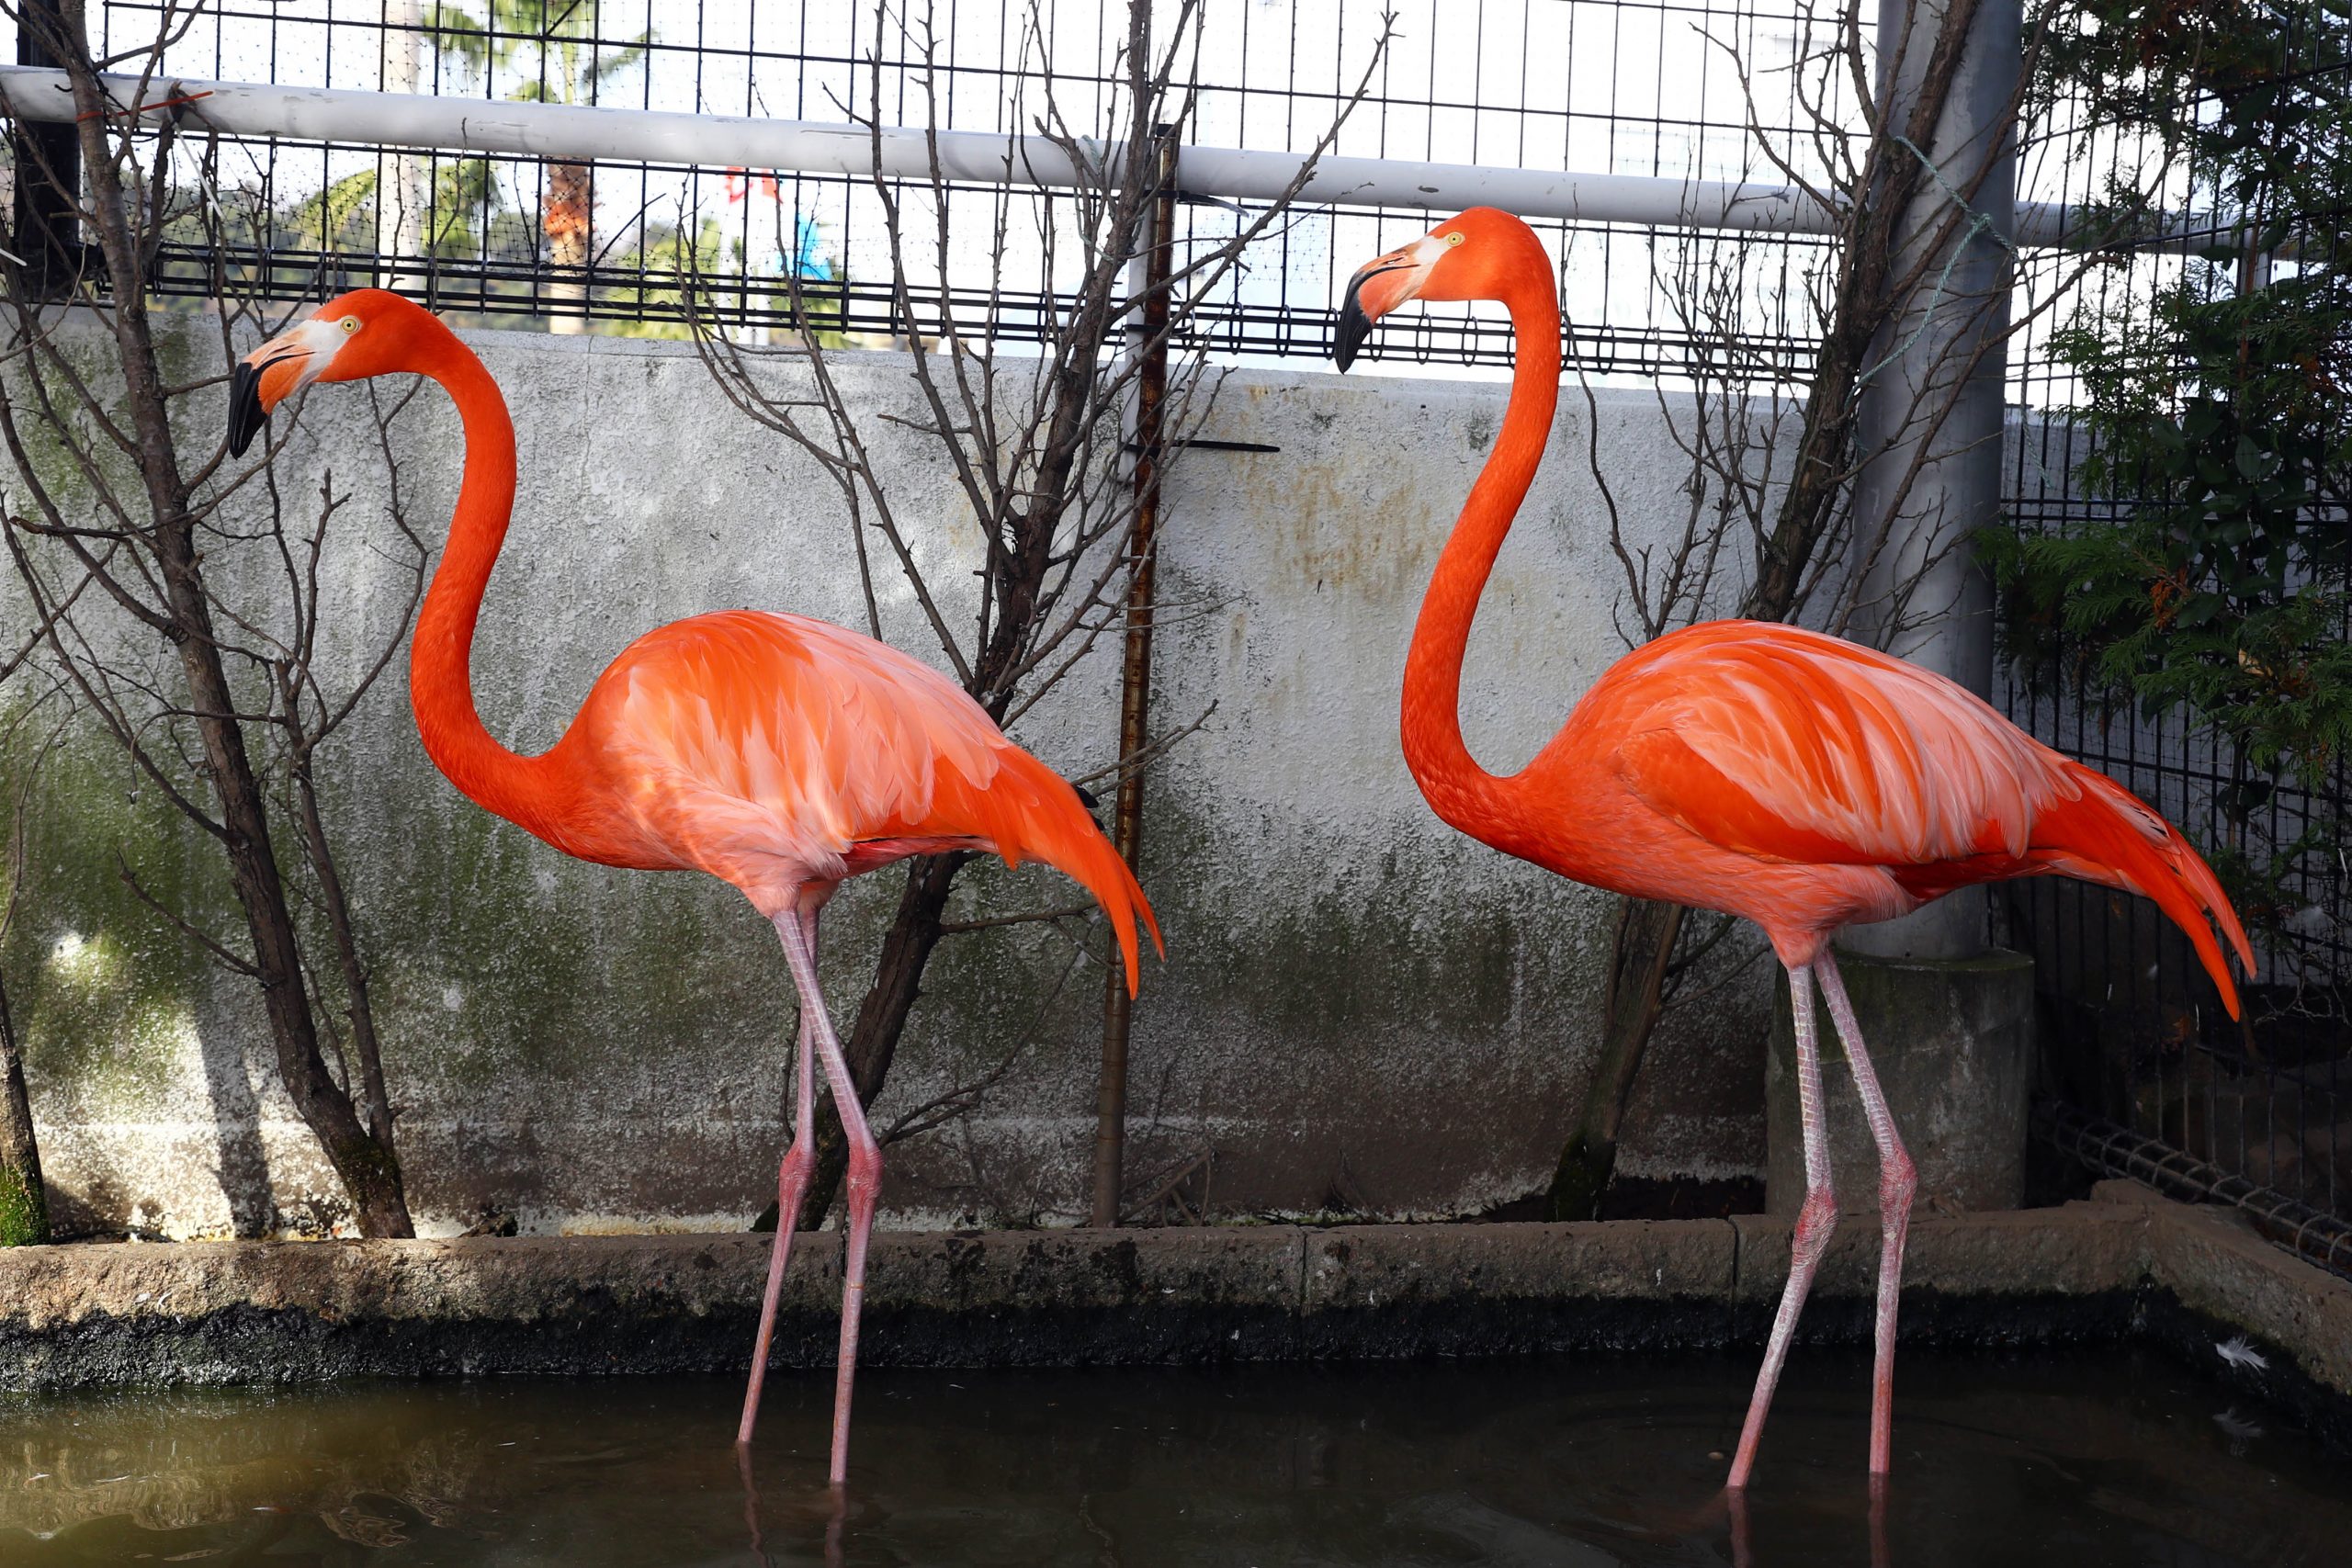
xmin=228 ymin=288 xmax=435 ymax=457
xmin=1333 ymin=207 xmax=1554 ymax=371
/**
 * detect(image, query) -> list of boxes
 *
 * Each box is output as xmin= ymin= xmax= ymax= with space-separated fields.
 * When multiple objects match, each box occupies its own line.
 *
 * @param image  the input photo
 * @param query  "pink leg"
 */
xmin=1815 ymin=950 xmax=1917 ymax=1480
xmin=1725 ymin=1485 xmax=1754 ymax=1568
xmin=773 ymin=901 xmax=882 ymax=1489
xmin=739 ymin=905 xmax=822 ymax=1448
xmin=1728 ymin=962 xmax=1838 ymax=1491
xmin=736 ymin=1442 xmax=765 ymax=1552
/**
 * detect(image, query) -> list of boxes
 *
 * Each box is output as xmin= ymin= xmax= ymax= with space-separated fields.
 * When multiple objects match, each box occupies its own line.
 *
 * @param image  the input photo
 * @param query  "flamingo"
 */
xmin=227 ymin=290 xmax=1159 ymax=1485
xmin=1333 ymin=209 xmax=2253 ymax=1488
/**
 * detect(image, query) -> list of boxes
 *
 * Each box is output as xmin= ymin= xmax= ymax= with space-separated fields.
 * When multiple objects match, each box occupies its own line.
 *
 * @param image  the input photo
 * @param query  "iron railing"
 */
xmin=62 ymin=0 xmax=1862 ymax=378
xmin=2039 ymin=1100 xmax=2352 ymax=1281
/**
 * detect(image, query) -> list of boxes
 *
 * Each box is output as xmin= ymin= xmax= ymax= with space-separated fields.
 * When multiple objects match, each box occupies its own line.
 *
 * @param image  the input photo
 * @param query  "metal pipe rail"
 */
xmin=0 ymin=64 xmax=2215 ymax=252
xmin=2038 ymin=1098 xmax=2352 ymax=1282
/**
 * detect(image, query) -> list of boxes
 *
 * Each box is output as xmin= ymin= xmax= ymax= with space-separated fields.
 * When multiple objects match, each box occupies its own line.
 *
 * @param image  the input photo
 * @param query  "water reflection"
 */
xmin=0 ymin=1349 xmax=2342 ymax=1565
xmin=1723 ymin=1480 xmax=1887 ymax=1568
xmin=738 ymin=1441 xmax=849 ymax=1568
xmin=0 ymin=1389 xmax=503 ymax=1545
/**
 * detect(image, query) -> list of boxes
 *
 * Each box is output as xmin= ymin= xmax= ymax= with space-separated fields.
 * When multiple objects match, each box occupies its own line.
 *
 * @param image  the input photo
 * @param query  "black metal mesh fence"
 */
xmin=74 ymin=1 xmax=1858 ymax=376
xmin=1994 ymin=4 xmax=2350 ymax=1266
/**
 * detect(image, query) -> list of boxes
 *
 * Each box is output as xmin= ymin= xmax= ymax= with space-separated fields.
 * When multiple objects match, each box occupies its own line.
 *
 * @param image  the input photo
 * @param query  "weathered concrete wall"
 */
xmin=1 ymin=314 xmax=1771 ymax=1238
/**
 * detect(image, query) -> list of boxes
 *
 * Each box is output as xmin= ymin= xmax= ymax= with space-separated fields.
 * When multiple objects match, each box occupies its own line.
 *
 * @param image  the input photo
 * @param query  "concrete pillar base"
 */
xmin=1767 ymin=945 xmax=2035 ymax=1218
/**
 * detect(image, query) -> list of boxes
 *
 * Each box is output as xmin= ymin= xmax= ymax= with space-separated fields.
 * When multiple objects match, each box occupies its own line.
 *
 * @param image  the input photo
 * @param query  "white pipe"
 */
xmin=0 ymin=65 xmax=2201 ymax=251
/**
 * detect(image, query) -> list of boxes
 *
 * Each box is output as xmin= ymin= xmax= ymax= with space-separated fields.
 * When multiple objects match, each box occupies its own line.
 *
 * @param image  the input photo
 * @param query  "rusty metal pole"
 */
xmin=1090 ymin=126 xmax=1179 ymax=1229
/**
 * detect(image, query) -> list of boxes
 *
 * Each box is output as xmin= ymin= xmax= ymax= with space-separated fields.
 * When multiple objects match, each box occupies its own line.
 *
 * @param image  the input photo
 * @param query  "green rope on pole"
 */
xmin=1849 ymin=132 xmax=2019 ymax=400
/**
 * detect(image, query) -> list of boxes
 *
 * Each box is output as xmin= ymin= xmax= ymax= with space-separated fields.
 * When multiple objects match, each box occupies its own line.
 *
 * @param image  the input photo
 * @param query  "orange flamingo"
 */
xmin=1334 ymin=209 xmax=2252 ymax=1488
xmin=229 ymin=290 xmax=1159 ymax=1485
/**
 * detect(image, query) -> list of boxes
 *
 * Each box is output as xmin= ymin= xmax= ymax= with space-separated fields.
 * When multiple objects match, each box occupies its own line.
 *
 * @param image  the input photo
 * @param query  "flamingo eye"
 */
xmin=1442 ymin=231 xmax=1465 ymax=247
xmin=338 ymin=315 xmax=362 ymax=335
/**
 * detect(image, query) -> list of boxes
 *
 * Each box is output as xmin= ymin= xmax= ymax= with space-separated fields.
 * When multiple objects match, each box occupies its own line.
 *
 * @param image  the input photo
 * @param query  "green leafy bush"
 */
xmin=1994 ymin=0 xmax=2349 ymax=791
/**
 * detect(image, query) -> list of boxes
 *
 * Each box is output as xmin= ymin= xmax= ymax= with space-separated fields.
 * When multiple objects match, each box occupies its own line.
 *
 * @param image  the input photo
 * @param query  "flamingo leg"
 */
xmin=739 ymin=905 xmax=823 ymax=1449
xmin=772 ymin=900 xmax=881 ymax=1489
xmin=1815 ymin=949 xmax=1916 ymax=1479
xmin=1728 ymin=961 xmax=1837 ymax=1491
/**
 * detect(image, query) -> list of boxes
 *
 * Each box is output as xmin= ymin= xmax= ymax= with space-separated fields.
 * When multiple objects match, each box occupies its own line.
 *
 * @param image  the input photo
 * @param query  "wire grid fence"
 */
xmin=17 ymin=4 xmax=2347 ymax=1258
xmin=1995 ymin=6 xmax=2351 ymax=1273
xmin=74 ymin=0 xmax=1860 ymax=378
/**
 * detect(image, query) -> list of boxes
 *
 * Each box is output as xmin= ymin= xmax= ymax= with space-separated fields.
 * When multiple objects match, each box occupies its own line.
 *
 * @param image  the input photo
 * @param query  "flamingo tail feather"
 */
xmin=944 ymin=749 xmax=1163 ymax=996
xmin=2032 ymin=762 xmax=2255 ymax=1021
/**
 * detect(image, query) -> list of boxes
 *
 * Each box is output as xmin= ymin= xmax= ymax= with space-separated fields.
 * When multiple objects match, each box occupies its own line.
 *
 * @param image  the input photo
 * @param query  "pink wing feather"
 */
xmin=1603 ymin=622 xmax=2049 ymax=868
xmin=547 ymin=610 xmax=1159 ymax=989
xmin=1586 ymin=621 xmax=2252 ymax=1015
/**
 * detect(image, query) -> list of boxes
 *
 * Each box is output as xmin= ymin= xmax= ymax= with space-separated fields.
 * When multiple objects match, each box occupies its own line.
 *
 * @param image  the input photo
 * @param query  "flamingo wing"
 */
xmin=1598 ymin=621 xmax=2050 ymax=870
xmin=566 ymin=611 xmax=1159 ymax=987
xmin=1589 ymin=620 xmax=2252 ymax=1016
xmin=598 ymin=611 xmax=1009 ymax=852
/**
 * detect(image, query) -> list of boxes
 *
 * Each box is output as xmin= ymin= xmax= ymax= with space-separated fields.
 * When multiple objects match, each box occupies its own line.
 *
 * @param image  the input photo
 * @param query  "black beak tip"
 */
xmin=1334 ymin=302 xmax=1370 ymax=373
xmin=227 ymin=362 xmax=267 ymax=458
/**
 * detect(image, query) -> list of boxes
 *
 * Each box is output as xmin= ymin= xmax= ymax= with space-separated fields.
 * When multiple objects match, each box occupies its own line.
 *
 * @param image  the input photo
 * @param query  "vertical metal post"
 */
xmin=1843 ymin=0 xmax=2021 ymax=961
xmin=377 ymin=0 xmax=427 ymax=294
xmin=1090 ymin=126 xmax=1178 ymax=1229
xmin=10 ymin=0 xmax=85 ymax=299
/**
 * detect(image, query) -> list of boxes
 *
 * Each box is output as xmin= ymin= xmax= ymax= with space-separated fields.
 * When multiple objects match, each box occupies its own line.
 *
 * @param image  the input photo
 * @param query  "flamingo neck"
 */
xmin=1400 ymin=284 xmax=1561 ymax=837
xmin=408 ymin=329 xmax=547 ymax=829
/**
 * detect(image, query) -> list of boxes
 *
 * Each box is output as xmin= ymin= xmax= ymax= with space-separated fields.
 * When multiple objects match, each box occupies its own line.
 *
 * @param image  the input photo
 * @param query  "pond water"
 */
xmin=1 ymin=1348 xmax=2343 ymax=1565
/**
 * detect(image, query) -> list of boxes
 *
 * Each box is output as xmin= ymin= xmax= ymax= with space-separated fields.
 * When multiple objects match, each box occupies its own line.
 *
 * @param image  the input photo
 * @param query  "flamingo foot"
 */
xmin=766 ymin=894 xmax=879 ymax=1489
xmin=738 ymin=1129 xmax=815 ymax=1446
xmin=741 ymin=907 xmax=823 ymax=1450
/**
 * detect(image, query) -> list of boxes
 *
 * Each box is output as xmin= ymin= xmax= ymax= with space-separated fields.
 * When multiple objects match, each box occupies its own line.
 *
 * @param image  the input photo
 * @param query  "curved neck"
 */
xmin=1400 ymin=284 xmax=1561 ymax=833
xmin=408 ymin=328 xmax=546 ymax=827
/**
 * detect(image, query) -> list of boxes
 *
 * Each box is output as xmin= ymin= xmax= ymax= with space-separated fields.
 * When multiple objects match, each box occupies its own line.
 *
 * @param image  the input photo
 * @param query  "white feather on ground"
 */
xmin=2215 ymin=1335 xmax=2269 ymax=1372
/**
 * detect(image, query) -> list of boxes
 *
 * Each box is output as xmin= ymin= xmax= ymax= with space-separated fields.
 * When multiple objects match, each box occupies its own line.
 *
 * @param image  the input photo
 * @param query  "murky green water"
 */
xmin=0 ymin=1349 xmax=2341 ymax=1565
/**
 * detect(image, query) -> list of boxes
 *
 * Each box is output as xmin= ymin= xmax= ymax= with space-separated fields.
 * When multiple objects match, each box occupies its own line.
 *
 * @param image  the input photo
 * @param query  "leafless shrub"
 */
xmin=684 ymin=0 xmax=1390 ymax=1226
xmin=0 ymin=4 xmax=426 ymax=1235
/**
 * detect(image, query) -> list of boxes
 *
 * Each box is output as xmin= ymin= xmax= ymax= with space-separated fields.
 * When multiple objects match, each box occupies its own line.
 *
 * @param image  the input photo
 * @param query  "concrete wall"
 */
xmin=0 ymin=315 xmax=1770 ymax=1238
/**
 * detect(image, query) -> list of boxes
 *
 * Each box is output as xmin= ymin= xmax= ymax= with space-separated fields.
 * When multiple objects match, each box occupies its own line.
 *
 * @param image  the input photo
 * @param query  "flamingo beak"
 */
xmin=227 ymin=359 xmax=271 ymax=457
xmin=228 ymin=321 xmax=336 ymax=457
xmin=1334 ymin=255 xmax=1419 ymax=373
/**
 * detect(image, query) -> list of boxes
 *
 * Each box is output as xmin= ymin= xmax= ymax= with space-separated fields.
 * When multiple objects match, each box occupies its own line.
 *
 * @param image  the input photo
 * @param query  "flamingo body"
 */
xmin=451 ymin=607 xmax=1149 ymax=974
xmin=1506 ymin=618 xmax=2250 ymax=992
